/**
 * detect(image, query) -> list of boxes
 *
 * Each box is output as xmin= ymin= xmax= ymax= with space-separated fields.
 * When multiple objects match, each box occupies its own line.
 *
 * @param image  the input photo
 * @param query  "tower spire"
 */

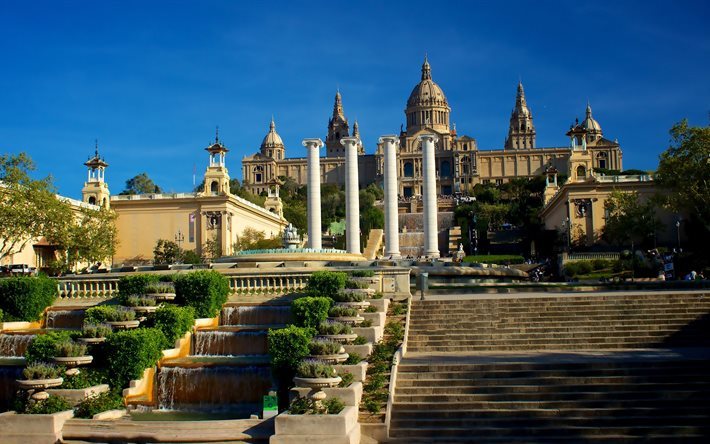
xmin=215 ymin=125 xmax=220 ymax=144
xmin=421 ymin=55 xmax=432 ymax=80
xmin=94 ymin=139 xmax=99 ymax=158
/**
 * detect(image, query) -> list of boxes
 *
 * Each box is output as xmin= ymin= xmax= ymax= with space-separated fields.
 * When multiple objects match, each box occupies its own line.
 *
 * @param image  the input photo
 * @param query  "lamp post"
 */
xmin=561 ymin=217 xmax=571 ymax=252
xmin=175 ymin=230 xmax=184 ymax=250
xmin=675 ymin=219 xmax=681 ymax=251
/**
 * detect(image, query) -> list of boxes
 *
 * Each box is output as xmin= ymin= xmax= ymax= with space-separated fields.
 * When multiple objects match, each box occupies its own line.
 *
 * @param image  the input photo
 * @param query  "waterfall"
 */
xmin=45 ymin=310 xmax=84 ymax=329
xmin=0 ymin=334 xmax=35 ymax=357
xmin=193 ymin=331 xmax=268 ymax=356
xmin=157 ymin=365 xmax=272 ymax=411
xmin=221 ymin=306 xmax=292 ymax=326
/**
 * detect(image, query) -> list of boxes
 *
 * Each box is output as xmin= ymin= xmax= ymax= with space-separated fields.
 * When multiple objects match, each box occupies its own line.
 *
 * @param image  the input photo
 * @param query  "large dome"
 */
xmin=261 ymin=118 xmax=284 ymax=148
xmin=580 ymin=103 xmax=602 ymax=133
xmin=407 ymin=57 xmax=449 ymax=108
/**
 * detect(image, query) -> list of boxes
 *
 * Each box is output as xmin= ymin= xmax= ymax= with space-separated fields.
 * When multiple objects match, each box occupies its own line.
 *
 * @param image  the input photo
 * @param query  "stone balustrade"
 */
xmin=56 ymin=278 xmax=120 ymax=299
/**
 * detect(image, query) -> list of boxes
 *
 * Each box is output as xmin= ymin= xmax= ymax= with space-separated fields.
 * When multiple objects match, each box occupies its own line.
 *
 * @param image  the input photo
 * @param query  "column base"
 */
xmin=384 ymin=252 xmax=401 ymax=259
xmin=423 ymin=251 xmax=440 ymax=259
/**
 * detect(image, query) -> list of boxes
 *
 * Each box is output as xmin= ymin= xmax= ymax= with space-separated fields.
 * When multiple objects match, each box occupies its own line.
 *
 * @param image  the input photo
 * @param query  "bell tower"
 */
xmin=81 ymin=141 xmax=111 ymax=208
xmin=505 ymin=82 xmax=536 ymax=150
xmin=202 ymin=127 xmax=231 ymax=196
xmin=325 ymin=90 xmax=350 ymax=157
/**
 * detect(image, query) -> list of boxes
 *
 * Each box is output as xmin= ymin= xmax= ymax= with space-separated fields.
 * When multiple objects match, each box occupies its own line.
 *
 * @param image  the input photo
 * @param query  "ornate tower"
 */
xmin=202 ymin=128 xmax=231 ymax=196
xmin=566 ymin=105 xmax=597 ymax=182
xmin=352 ymin=120 xmax=365 ymax=154
xmin=81 ymin=141 xmax=110 ymax=208
xmin=325 ymin=90 xmax=350 ymax=157
xmin=505 ymin=82 xmax=536 ymax=150
xmin=260 ymin=117 xmax=285 ymax=160
xmin=404 ymin=56 xmax=451 ymax=134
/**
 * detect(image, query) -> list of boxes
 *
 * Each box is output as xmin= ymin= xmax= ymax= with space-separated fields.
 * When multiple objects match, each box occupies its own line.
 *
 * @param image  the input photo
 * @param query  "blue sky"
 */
xmin=1 ymin=0 xmax=708 ymax=199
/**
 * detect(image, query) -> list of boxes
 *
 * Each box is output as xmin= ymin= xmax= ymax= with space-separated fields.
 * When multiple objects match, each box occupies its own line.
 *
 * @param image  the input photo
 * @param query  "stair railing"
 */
xmin=385 ymin=294 xmax=413 ymax=439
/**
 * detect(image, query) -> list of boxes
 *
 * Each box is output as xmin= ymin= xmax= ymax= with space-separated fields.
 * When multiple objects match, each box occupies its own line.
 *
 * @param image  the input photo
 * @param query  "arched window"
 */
xmin=440 ymin=160 xmax=451 ymax=178
xmin=88 ymin=196 xmax=96 ymax=205
xmin=210 ymin=181 xmax=219 ymax=193
xmin=102 ymin=198 xmax=107 ymax=207
xmin=576 ymin=165 xmax=586 ymax=179
xmin=404 ymin=162 xmax=414 ymax=177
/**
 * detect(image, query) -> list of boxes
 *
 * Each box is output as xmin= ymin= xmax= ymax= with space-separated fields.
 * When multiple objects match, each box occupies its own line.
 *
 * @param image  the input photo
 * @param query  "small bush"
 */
xmin=577 ymin=261 xmax=593 ymax=275
xmin=308 ymin=339 xmax=342 ymax=355
xmin=22 ymin=395 xmax=72 ymax=414
xmin=371 ymin=292 xmax=383 ymax=299
xmin=0 ymin=276 xmax=57 ymax=321
xmin=331 ymin=292 xmax=365 ymax=303
xmin=328 ymin=306 xmax=358 ymax=317
xmin=124 ymin=295 xmax=156 ymax=307
xmin=462 ymin=254 xmax=524 ymax=265
xmin=0 ymin=308 xmax=4 ymax=322
xmin=353 ymin=336 xmax=367 ymax=345
xmin=365 ymin=373 xmax=387 ymax=391
xmin=318 ymin=321 xmax=352 ymax=336
xmin=146 ymin=305 xmax=195 ymax=345
xmin=305 ymin=271 xmax=347 ymax=298
xmin=344 ymin=280 xmax=368 ymax=289
xmin=364 ymin=306 xmax=377 ymax=313
xmin=338 ymin=372 xmax=354 ymax=387
xmin=322 ymin=397 xmax=344 ymax=414
xmin=350 ymin=270 xmax=374 ymax=278
xmin=390 ymin=302 xmax=406 ymax=316
xmin=296 ymin=359 xmax=337 ymax=378
xmin=74 ymin=391 xmax=124 ymax=418
xmin=145 ymin=282 xmax=175 ymax=293
xmin=81 ymin=323 xmax=112 ymax=338
xmin=384 ymin=322 xmax=404 ymax=342
xmin=174 ymin=271 xmax=230 ymax=317
xmin=364 ymin=398 xmax=381 ymax=414
xmin=60 ymin=368 xmax=109 ymax=389
xmin=344 ymin=353 xmax=362 ymax=365
xmin=592 ymin=259 xmax=611 ymax=270
xmin=118 ymin=274 xmax=158 ymax=299
xmin=25 ymin=330 xmax=75 ymax=363
xmin=55 ymin=340 xmax=87 ymax=357
xmin=23 ymin=362 xmax=61 ymax=380
xmin=268 ymin=325 xmax=313 ymax=371
xmin=84 ymin=306 xmax=136 ymax=324
xmin=103 ymin=328 xmax=168 ymax=390
xmin=289 ymin=396 xmax=344 ymax=414
xmin=360 ymin=319 xmax=373 ymax=327
xmin=292 ymin=297 xmax=332 ymax=328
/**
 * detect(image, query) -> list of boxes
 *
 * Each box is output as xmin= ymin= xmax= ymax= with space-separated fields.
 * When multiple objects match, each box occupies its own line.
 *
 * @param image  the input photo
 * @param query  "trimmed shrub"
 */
xmin=592 ymin=259 xmax=611 ymax=270
xmin=344 ymin=353 xmax=362 ymax=365
xmin=81 ymin=323 xmax=112 ymax=338
xmin=267 ymin=325 xmax=313 ymax=371
xmin=322 ymin=397 xmax=344 ymax=414
xmin=103 ymin=328 xmax=167 ymax=390
xmin=353 ymin=336 xmax=367 ymax=345
xmin=364 ymin=306 xmax=378 ymax=313
xmin=338 ymin=372 xmax=354 ymax=387
xmin=22 ymin=395 xmax=72 ymax=414
xmin=305 ymin=271 xmax=347 ymax=298
xmin=344 ymin=280 xmax=368 ymax=289
xmin=350 ymin=270 xmax=374 ymax=278
xmin=60 ymin=368 xmax=109 ymax=389
xmin=289 ymin=395 xmax=344 ymax=415
xmin=0 ymin=308 xmax=4 ymax=322
xmin=296 ymin=359 xmax=336 ymax=378
xmin=25 ymin=330 xmax=75 ymax=363
xmin=74 ymin=391 xmax=124 ymax=418
xmin=55 ymin=340 xmax=87 ymax=357
xmin=308 ymin=339 xmax=341 ymax=355
xmin=84 ymin=306 xmax=136 ymax=324
xmin=462 ymin=254 xmax=525 ymax=265
xmin=292 ymin=297 xmax=332 ymax=328
xmin=23 ymin=362 xmax=61 ymax=380
xmin=118 ymin=274 xmax=158 ymax=299
xmin=318 ymin=321 xmax=352 ymax=335
xmin=331 ymin=292 xmax=365 ymax=303
xmin=145 ymin=282 xmax=175 ymax=294
xmin=174 ymin=271 xmax=230 ymax=318
xmin=146 ymin=305 xmax=195 ymax=345
xmin=0 ymin=276 xmax=56 ymax=321
xmin=124 ymin=295 xmax=156 ymax=307
xmin=328 ymin=306 xmax=358 ymax=317
xmin=577 ymin=261 xmax=593 ymax=275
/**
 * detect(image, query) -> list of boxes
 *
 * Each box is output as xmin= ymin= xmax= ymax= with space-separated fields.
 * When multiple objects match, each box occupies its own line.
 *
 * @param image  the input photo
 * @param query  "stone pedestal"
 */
xmin=419 ymin=134 xmax=440 ymax=258
xmin=303 ymin=138 xmax=324 ymax=249
xmin=380 ymin=135 xmax=401 ymax=259
xmin=341 ymin=137 xmax=361 ymax=254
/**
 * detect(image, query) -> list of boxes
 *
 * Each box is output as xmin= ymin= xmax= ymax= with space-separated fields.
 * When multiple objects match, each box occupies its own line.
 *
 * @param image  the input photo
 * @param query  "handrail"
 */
xmin=385 ymin=294 xmax=412 ymax=439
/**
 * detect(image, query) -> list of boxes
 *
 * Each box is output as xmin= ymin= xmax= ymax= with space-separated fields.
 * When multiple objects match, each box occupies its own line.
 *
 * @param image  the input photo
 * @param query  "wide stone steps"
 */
xmin=391 ymin=406 xmax=710 ymax=420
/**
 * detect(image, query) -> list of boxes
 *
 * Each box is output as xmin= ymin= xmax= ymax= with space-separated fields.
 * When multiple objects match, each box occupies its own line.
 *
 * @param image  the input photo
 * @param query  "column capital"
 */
xmin=302 ymin=138 xmax=324 ymax=149
xmin=378 ymin=135 xmax=400 ymax=145
xmin=340 ymin=136 xmax=361 ymax=147
xmin=417 ymin=133 xmax=439 ymax=144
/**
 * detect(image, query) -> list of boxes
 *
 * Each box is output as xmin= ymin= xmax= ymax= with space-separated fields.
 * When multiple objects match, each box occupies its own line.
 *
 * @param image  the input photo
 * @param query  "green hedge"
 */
xmin=462 ymin=255 xmax=525 ymax=265
xmin=84 ymin=305 xmax=135 ymax=324
xmin=118 ymin=274 xmax=158 ymax=299
xmin=103 ymin=328 xmax=167 ymax=390
xmin=267 ymin=325 xmax=313 ymax=371
xmin=24 ymin=330 xmax=76 ymax=363
xmin=291 ymin=297 xmax=332 ymax=329
xmin=305 ymin=271 xmax=347 ymax=298
xmin=174 ymin=271 xmax=230 ymax=318
xmin=0 ymin=276 xmax=57 ymax=321
xmin=74 ymin=392 xmax=124 ymax=418
xmin=147 ymin=305 xmax=195 ymax=345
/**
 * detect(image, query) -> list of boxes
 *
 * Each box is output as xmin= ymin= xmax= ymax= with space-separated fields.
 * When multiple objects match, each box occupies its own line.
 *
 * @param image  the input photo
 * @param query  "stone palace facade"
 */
xmin=241 ymin=57 xmax=622 ymax=196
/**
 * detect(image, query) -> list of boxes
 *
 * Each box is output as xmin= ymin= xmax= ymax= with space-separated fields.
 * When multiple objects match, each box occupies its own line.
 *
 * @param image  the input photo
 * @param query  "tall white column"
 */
xmin=303 ymin=138 xmax=324 ymax=249
xmin=380 ymin=135 xmax=401 ymax=259
xmin=341 ymin=137 xmax=361 ymax=254
xmin=419 ymin=134 xmax=440 ymax=258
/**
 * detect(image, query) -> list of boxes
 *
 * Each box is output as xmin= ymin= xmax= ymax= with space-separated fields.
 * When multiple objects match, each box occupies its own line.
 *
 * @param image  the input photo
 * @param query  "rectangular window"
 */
xmin=189 ymin=213 xmax=195 ymax=243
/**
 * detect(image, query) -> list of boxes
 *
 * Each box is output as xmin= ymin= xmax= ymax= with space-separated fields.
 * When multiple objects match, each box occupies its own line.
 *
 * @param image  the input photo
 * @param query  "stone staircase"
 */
xmin=389 ymin=291 xmax=710 ymax=442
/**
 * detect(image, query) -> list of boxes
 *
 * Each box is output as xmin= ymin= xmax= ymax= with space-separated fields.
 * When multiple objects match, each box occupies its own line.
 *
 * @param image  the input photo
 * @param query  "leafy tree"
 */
xmin=602 ymin=190 xmax=661 ymax=248
xmin=203 ymin=233 xmax=222 ymax=260
xmin=0 ymin=153 xmax=75 ymax=261
xmin=233 ymin=227 xmax=281 ymax=252
xmin=120 ymin=172 xmax=162 ymax=195
xmin=656 ymin=120 xmax=710 ymax=233
xmin=153 ymin=239 xmax=183 ymax=264
xmin=62 ymin=206 xmax=118 ymax=270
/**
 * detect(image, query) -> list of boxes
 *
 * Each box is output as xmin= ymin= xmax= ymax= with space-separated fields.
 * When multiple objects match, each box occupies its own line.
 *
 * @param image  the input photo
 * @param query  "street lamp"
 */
xmin=175 ymin=230 xmax=184 ymax=250
xmin=675 ymin=219 xmax=682 ymax=251
xmin=561 ymin=217 xmax=571 ymax=252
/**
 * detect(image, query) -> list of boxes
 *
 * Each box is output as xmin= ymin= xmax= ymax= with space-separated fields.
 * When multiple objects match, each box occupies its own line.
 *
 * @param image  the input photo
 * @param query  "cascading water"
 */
xmin=157 ymin=365 xmax=272 ymax=411
xmin=221 ymin=305 xmax=292 ymax=326
xmin=193 ymin=331 xmax=267 ymax=356
xmin=0 ymin=334 xmax=35 ymax=357
xmin=45 ymin=310 xmax=84 ymax=329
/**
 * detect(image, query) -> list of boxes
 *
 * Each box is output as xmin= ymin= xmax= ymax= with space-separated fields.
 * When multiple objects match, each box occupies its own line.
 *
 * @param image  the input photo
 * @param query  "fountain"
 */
xmin=0 ymin=334 xmax=35 ymax=357
xmin=45 ymin=310 xmax=84 ymax=329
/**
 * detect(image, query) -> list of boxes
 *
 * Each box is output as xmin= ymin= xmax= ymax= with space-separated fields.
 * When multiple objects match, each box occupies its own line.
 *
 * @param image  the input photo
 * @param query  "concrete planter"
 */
xmin=77 ymin=337 xmax=105 ymax=344
xmin=92 ymin=409 xmax=127 ymax=420
xmin=107 ymin=320 xmax=140 ymax=330
xmin=334 ymin=301 xmax=370 ymax=311
xmin=327 ymin=316 xmax=364 ymax=326
xmin=333 ymin=362 xmax=368 ymax=382
xmin=291 ymin=381 xmax=363 ymax=407
xmin=362 ymin=311 xmax=385 ymax=327
xmin=0 ymin=409 xmax=74 ymax=444
xmin=367 ymin=298 xmax=389 ymax=313
xmin=146 ymin=292 xmax=176 ymax=301
xmin=132 ymin=306 xmax=158 ymax=314
xmin=53 ymin=355 xmax=93 ymax=376
xmin=271 ymin=405 xmax=360 ymax=444
xmin=47 ymin=384 xmax=109 ymax=406
xmin=344 ymin=343 xmax=372 ymax=357
xmin=353 ymin=326 xmax=383 ymax=343
xmin=315 ymin=333 xmax=357 ymax=344
xmin=306 ymin=353 xmax=349 ymax=365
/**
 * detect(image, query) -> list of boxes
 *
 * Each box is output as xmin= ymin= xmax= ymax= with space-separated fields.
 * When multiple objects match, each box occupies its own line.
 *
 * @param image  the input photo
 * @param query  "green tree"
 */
xmin=656 ymin=120 xmax=710 ymax=233
xmin=233 ymin=227 xmax=281 ymax=252
xmin=153 ymin=239 xmax=183 ymax=264
xmin=120 ymin=172 xmax=162 ymax=195
xmin=63 ymin=206 xmax=118 ymax=270
xmin=602 ymin=190 xmax=661 ymax=247
xmin=203 ymin=233 xmax=222 ymax=260
xmin=0 ymin=153 xmax=75 ymax=261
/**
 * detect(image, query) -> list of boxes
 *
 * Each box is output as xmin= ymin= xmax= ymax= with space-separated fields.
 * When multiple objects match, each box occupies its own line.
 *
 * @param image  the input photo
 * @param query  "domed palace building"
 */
xmin=241 ymin=57 xmax=622 ymax=198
